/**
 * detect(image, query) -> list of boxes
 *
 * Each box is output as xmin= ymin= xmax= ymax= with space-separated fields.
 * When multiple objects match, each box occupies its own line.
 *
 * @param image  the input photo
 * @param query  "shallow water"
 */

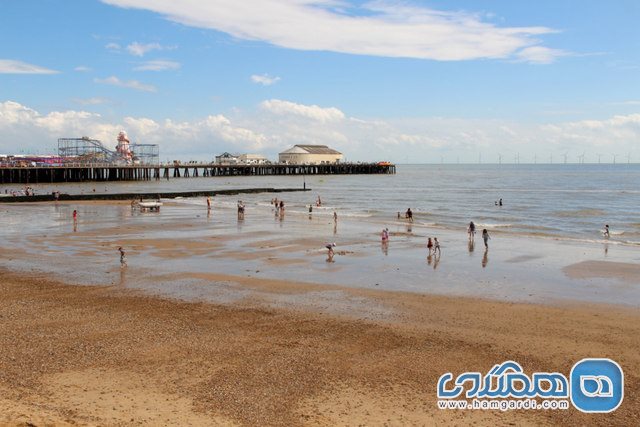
xmin=4 ymin=164 xmax=639 ymax=244
xmin=1 ymin=195 xmax=639 ymax=307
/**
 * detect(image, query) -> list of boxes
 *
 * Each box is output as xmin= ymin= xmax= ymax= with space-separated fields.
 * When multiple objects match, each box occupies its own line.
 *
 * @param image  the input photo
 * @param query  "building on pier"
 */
xmin=278 ymin=145 xmax=343 ymax=165
xmin=214 ymin=152 xmax=240 ymax=164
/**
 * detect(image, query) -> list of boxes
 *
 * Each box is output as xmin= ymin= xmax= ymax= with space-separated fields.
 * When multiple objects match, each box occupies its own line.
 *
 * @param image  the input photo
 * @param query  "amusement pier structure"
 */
xmin=0 ymin=133 xmax=395 ymax=184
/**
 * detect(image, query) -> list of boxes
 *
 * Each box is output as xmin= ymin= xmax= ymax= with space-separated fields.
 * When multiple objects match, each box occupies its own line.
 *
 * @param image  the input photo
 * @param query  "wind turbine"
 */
xmin=597 ymin=153 xmax=602 ymax=164
xmin=498 ymin=153 xmax=502 ymax=164
xmin=612 ymin=154 xmax=617 ymax=164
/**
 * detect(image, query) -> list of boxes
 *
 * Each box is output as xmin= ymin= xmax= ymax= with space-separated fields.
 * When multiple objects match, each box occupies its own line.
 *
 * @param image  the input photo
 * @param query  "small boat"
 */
xmin=137 ymin=201 xmax=163 ymax=212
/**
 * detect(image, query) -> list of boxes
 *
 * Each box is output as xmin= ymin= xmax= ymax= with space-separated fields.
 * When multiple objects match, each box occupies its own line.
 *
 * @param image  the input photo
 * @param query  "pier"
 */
xmin=0 ymin=162 xmax=395 ymax=184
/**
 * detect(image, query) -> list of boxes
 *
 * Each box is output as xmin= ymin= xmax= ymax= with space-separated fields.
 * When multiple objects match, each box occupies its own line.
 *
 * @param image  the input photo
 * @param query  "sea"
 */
xmin=4 ymin=163 xmax=640 ymax=245
xmin=2 ymin=163 xmax=640 ymax=307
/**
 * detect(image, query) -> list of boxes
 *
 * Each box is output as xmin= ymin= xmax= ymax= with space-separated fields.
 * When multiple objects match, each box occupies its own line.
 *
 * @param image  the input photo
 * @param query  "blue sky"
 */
xmin=1 ymin=0 xmax=639 ymax=163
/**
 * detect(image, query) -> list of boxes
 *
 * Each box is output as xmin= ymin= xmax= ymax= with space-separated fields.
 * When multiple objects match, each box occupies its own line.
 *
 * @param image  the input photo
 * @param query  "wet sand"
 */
xmin=2 ymin=199 xmax=640 ymax=424
xmin=1 ymin=269 xmax=639 ymax=426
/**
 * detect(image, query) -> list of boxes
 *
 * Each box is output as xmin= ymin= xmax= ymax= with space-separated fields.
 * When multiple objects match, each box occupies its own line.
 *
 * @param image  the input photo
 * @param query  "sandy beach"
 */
xmin=1 ymin=198 xmax=640 ymax=425
xmin=1 ymin=269 xmax=639 ymax=426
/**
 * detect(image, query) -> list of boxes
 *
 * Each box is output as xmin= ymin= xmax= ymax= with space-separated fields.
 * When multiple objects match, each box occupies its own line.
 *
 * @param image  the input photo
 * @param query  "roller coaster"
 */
xmin=57 ymin=132 xmax=159 ymax=165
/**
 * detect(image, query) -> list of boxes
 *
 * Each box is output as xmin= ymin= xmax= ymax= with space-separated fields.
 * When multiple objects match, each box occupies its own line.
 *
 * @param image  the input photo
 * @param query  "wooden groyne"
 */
xmin=0 ymin=188 xmax=311 ymax=203
xmin=0 ymin=162 xmax=395 ymax=184
xmin=0 ymin=187 xmax=310 ymax=203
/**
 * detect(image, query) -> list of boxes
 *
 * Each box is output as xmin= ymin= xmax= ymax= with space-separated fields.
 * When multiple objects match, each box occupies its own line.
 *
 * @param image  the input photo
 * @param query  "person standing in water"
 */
xmin=381 ymin=228 xmax=389 ymax=242
xmin=468 ymin=221 xmax=476 ymax=241
xmin=604 ymin=224 xmax=610 ymax=238
xmin=118 ymin=246 xmax=127 ymax=267
xmin=433 ymin=237 xmax=441 ymax=255
xmin=482 ymin=229 xmax=491 ymax=248
xmin=207 ymin=196 xmax=211 ymax=211
xmin=325 ymin=243 xmax=336 ymax=262
xmin=427 ymin=237 xmax=434 ymax=256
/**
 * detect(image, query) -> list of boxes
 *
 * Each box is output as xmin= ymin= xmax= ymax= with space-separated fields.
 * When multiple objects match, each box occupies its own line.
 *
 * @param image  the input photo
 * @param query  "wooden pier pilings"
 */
xmin=0 ymin=163 xmax=395 ymax=184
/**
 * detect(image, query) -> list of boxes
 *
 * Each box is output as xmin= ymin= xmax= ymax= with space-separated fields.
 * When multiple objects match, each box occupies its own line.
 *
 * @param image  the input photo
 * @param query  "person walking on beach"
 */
xmin=381 ymin=228 xmax=389 ymax=242
xmin=427 ymin=237 xmax=434 ymax=256
xmin=604 ymin=224 xmax=610 ymax=238
xmin=333 ymin=211 xmax=338 ymax=222
xmin=118 ymin=246 xmax=127 ymax=267
xmin=207 ymin=196 xmax=211 ymax=211
xmin=317 ymin=195 xmax=322 ymax=207
xmin=73 ymin=209 xmax=78 ymax=223
xmin=433 ymin=237 xmax=441 ymax=256
xmin=482 ymin=229 xmax=491 ymax=248
xmin=468 ymin=221 xmax=476 ymax=241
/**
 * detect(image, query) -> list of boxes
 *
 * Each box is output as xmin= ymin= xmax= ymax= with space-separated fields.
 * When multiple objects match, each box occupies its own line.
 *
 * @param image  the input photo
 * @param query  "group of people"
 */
xmin=467 ymin=221 xmax=491 ymax=248
xmin=397 ymin=208 xmax=413 ymax=221
xmin=3 ymin=186 xmax=36 ymax=196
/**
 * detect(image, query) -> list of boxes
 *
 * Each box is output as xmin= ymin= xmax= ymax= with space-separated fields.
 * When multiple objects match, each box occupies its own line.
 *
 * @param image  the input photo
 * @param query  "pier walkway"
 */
xmin=0 ymin=162 xmax=395 ymax=184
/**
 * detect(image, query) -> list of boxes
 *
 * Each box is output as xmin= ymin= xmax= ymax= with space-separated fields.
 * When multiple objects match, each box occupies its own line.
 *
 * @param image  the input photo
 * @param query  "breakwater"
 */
xmin=0 ymin=187 xmax=310 ymax=203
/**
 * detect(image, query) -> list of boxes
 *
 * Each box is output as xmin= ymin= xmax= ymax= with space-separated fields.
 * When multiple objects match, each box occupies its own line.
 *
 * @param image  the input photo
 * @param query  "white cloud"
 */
xmin=0 ymin=59 xmax=58 ymax=74
xmin=101 ymin=0 xmax=562 ymax=62
xmin=261 ymin=99 xmax=345 ymax=122
xmin=72 ymin=97 xmax=110 ymax=105
xmin=2 ymin=100 xmax=639 ymax=163
xmin=74 ymin=65 xmax=92 ymax=72
xmin=133 ymin=60 xmax=181 ymax=71
xmin=94 ymin=76 xmax=157 ymax=92
xmin=516 ymin=46 xmax=567 ymax=64
xmin=251 ymin=74 xmax=281 ymax=86
xmin=126 ymin=42 xmax=163 ymax=57
xmin=105 ymin=42 xmax=121 ymax=51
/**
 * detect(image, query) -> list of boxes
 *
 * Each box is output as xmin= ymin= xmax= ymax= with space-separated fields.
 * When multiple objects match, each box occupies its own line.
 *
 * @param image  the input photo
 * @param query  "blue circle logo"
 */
xmin=570 ymin=358 xmax=624 ymax=413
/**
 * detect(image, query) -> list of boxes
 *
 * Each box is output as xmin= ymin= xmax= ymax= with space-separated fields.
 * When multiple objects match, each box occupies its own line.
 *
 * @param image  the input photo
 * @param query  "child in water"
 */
xmin=325 ymin=243 xmax=336 ymax=262
xmin=482 ymin=229 xmax=491 ymax=248
xmin=427 ymin=237 xmax=433 ymax=256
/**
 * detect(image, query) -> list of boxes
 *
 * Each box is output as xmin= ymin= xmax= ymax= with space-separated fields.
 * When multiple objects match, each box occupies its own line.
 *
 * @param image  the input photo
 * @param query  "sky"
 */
xmin=1 ymin=0 xmax=639 ymax=163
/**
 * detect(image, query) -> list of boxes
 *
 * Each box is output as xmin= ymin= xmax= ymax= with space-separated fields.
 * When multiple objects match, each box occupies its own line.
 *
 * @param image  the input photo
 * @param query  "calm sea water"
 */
xmin=4 ymin=164 xmax=640 ymax=244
